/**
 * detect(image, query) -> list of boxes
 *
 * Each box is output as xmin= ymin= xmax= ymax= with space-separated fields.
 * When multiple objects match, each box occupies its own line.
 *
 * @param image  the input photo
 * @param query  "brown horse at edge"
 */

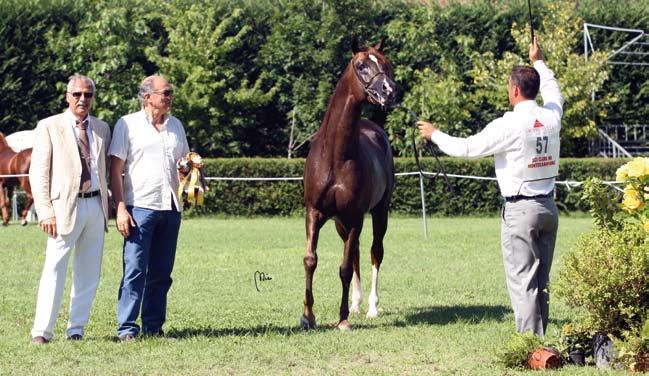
xmin=302 ymin=37 xmax=396 ymax=331
xmin=0 ymin=133 xmax=33 ymax=226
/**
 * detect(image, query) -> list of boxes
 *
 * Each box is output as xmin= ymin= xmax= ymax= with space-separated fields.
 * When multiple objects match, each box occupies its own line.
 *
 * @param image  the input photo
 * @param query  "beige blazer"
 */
xmin=29 ymin=112 xmax=111 ymax=235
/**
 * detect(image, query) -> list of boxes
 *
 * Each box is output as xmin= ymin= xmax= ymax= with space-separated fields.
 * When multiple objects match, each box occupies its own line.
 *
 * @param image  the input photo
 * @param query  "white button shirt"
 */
xmin=109 ymin=110 xmax=190 ymax=211
xmin=430 ymin=60 xmax=564 ymax=197
xmin=65 ymin=109 xmax=100 ymax=192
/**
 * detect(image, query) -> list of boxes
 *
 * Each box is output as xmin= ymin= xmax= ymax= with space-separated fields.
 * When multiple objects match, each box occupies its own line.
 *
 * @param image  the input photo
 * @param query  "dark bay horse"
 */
xmin=0 ymin=133 xmax=33 ymax=226
xmin=301 ymin=37 xmax=396 ymax=331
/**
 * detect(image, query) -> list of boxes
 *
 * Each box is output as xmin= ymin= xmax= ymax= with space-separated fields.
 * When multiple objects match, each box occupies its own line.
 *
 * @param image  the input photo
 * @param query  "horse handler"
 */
xmin=418 ymin=38 xmax=563 ymax=338
xmin=109 ymin=75 xmax=189 ymax=342
xmin=30 ymin=75 xmax=111 ymax=344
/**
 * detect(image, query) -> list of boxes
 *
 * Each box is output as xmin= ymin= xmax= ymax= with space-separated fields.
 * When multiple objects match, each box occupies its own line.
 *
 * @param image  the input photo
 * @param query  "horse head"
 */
xmin=350 ymin=36 xmax=397 ymax=107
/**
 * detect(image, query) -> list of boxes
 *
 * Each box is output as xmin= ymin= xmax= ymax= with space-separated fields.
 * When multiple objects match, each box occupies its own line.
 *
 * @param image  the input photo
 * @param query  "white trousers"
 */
xmin=31 ymin=196 xmax=105 ymax=340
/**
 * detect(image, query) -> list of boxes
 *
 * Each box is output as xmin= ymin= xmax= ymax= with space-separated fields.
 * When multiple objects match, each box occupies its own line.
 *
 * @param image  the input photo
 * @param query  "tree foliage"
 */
xmin=0 ymin=0 xmax=646 ymax=158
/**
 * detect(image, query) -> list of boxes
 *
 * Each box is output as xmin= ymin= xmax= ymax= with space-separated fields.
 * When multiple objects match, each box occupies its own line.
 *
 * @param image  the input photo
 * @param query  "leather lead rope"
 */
xmin=391 ymin=105 xmax=455 ymax=196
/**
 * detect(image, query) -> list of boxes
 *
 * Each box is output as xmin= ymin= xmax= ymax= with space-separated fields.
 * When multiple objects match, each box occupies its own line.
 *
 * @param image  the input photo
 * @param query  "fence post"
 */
xmin=419 ymin=172 xmax=428 ymax=240
xmin=11 ymin=191 xmax=18 ymax=222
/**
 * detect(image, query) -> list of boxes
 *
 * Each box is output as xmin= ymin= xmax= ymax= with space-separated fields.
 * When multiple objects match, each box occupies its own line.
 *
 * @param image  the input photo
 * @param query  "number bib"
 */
xmin=516 ymin=118 xmax=560 ymax=182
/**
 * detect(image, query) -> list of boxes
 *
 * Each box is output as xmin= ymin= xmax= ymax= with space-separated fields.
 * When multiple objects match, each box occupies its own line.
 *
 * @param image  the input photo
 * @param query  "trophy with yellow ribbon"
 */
xmin=177 ymin=152 xmax=209 ymax=207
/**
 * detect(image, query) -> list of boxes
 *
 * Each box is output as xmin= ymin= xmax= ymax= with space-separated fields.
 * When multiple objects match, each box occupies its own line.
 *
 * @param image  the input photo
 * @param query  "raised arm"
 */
xmin=530 ymin=37 xmax=564 ymax=118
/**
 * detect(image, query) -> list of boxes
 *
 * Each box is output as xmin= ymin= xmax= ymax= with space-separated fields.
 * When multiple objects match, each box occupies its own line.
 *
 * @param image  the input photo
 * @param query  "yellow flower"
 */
xmin=643 ymin=218 xmax=649 ymax=233
xmin=625 ymin=157 xmax=649 ymax=178
xmin=622 ymin=186 xmax=645 ymax=211
xmin=616 ymin=164 xmax=629 ymax=182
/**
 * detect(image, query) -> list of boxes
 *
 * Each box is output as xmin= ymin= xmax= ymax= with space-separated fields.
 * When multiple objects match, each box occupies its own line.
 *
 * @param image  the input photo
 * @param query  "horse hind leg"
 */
xmin=335 ymin=221 xmax=362 ymax=315
xmin=20 ymin=189 xmax=33 ymax=226
xmin=20 ymin=177 xmax=34 ymax=226
xmin=367 ymin=202 xmax=389 ymax=319
xmin=301 ymin=208 xmax=325 ymax=330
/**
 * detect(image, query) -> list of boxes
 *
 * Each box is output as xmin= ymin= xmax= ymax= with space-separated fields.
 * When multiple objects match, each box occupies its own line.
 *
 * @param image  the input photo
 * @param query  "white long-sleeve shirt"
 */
xmin=430 ymin=60 xmax=564 ymax=197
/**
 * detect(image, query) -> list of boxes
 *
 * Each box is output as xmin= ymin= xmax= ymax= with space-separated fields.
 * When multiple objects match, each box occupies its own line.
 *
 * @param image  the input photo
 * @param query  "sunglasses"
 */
xmin=153 ymin=89 xmax=174 ymax=97
xmin=69 ymin=91 xmax=94 ymax=99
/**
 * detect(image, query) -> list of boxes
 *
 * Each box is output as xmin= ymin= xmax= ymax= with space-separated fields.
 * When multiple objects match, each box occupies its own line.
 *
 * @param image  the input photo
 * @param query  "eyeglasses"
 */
xmin=68 ymin=92 xmax=94 ymax=99
xmin=153 ymin=89 xmax=174 ymax=97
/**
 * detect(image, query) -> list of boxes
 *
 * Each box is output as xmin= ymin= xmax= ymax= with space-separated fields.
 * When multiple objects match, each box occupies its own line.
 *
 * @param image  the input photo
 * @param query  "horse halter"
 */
xmin=351 ymin=56 xmax=395 ymax=106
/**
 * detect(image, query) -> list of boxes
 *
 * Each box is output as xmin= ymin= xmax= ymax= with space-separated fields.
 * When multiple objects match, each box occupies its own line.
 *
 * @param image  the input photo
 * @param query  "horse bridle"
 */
xmin=351 ymin=58 xmax=391 ymax=103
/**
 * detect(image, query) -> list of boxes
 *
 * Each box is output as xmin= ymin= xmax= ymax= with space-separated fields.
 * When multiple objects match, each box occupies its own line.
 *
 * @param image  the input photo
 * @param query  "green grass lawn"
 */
xmin=0 ymin=215 xmax=628 ymax=375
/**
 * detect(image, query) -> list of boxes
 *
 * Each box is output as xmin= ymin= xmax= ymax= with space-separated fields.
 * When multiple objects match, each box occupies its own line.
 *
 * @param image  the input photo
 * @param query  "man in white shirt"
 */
xmin=109 ymin=75 xmax=189 ymax=341
xmin=418 ymin=38 xmax=563 ymax=338
xmin=30 ymin=75 xmax=111 ymax=344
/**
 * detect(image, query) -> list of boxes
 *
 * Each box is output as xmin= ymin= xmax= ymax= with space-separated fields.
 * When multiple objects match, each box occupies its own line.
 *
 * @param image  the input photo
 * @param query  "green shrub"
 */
xmin=556 ymin=322 xmax=594 ymax=358
xmin=194 ymin=157 xmax=625 ymax=216
xmin=554 ymin=215 xmax=648 ymax=336
xmin=496 ymin=332 xmax=543 ymax=369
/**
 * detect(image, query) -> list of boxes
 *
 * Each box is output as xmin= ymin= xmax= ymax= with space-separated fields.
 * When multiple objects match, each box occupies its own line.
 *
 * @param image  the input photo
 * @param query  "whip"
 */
xmin=527 ymin=0 xmax=535 ymax=43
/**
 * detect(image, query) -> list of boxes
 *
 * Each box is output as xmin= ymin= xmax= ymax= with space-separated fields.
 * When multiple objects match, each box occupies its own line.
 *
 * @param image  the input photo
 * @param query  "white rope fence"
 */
xmin=3 ymin=171 xmax=623 ymax=238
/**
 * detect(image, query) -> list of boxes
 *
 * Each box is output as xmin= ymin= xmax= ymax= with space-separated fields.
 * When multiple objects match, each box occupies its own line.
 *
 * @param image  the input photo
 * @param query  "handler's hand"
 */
xmin=529 ymin=36 xmax=544 ymax=63
xmin=39 ymin=217 xmax=57 ymax=238
xmin=116 ymin=206 xmax=136 ymax=238
xmin=417 ymin=120 xmax=437 ymax=140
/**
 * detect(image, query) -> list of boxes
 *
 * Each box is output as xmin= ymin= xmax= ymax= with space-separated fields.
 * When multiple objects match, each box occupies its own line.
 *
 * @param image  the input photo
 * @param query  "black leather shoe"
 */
xmin=31 ymin=336 xmax=49 ymax=345
xmin=67 ymin=334 xmax=82 ymax=341
xmin=143 ymin=330 xmax=164 ymax=337
xmin=119 ymin=333 xmax=136 ymax=342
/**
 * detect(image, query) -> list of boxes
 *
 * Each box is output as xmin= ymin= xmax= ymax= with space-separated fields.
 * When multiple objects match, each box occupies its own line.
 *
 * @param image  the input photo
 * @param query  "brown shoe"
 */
xmin=31 ymin=336 xmax=49 ymax=345
xmin=119 ymin=333 xmax=136 ymax=342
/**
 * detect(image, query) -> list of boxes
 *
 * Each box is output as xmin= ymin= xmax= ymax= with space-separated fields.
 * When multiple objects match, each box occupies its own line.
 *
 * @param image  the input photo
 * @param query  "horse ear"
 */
xmin=373 ymin=36 xmax=386 ymax=52
xmin=351 ymin=35 xmax=361 ymax=54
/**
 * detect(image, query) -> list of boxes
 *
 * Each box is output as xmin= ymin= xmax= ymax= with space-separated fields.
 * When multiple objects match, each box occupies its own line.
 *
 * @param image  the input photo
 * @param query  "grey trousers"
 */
xmin=501 ymin=197 xmax=558 ymax=337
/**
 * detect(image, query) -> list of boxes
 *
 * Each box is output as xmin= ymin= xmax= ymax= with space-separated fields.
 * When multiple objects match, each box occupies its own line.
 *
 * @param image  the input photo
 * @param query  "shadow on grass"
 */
xmin=166 ymin=324 xmax=305 ymax=339
xmin=404 ymin=305 xmax=511 ymax=326
xmin=157 ymin=305 xmax=510 ymax=339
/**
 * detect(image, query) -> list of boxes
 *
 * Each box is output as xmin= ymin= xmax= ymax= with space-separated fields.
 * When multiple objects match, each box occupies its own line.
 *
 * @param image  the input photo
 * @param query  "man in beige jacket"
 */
xmin=29 ymin=75 xmax=111 ymax=344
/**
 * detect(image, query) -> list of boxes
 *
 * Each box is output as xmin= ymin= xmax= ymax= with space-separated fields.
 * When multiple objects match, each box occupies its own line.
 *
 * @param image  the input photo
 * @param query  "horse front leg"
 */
xmin=0 ymin=183 xmax=9 ymax=226
xmin=302 ymin=207 xmax=325 ymax=330
xmin=350 ymin=242 xmax=362 ymax=315
xmin=336 ymin=221 xmax=362 ymax=315
xmin=338 ymin=220 xmax=362 ymax=331
xmin=367 ymin=203 xmax=388 ymax=319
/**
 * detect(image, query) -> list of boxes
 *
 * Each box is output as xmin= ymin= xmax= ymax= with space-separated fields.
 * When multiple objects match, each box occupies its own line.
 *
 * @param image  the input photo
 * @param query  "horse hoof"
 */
xmin=1 ymin=222 xmax=7 ymax=227
xmin=366 ymin=309 xmax=378 ymax=319
xmin=300 ymin=315 xmax=316 ymax=330
xmin=21 ymin=220 xmax=28 ymax=226
xmin=337 ymin=320 xmax=352 ymax=332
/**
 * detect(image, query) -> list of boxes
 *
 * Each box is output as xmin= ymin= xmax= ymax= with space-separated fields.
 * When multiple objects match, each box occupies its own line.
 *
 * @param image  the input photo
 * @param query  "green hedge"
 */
xmin=190 ymin=157 xmax=626 ymax=216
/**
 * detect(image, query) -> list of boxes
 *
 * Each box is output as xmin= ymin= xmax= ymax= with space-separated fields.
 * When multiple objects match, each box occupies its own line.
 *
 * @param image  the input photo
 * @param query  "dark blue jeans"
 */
xmin=117 ymin=206 xmax=181 ymax=337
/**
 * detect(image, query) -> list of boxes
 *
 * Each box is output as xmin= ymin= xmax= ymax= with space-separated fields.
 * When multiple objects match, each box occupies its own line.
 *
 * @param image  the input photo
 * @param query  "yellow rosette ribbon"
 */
xmin=178 ymin=152 xmax=208 ymax=207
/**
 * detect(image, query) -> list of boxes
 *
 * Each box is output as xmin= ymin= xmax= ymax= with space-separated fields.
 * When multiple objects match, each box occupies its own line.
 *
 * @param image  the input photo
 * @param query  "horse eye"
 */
xmin=357 ymin=62 xmax=368 ymax=71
